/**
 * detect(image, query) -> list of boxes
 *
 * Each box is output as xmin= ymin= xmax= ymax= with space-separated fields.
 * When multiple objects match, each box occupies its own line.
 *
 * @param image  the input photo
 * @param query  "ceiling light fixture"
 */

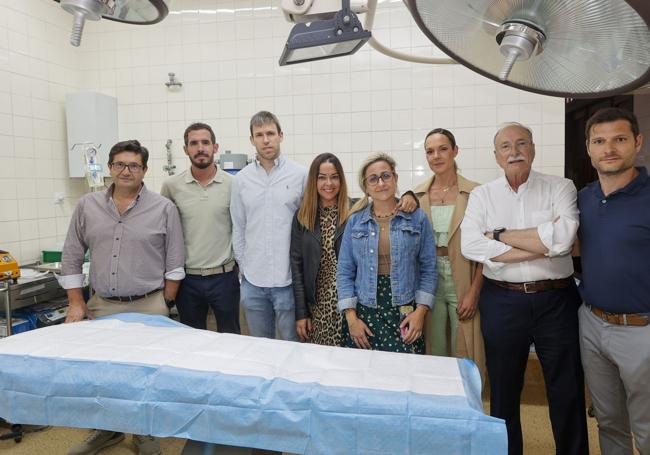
xmin=55 ymin=0 xmax=170 ymax=46
xmin=406 ymin=0 xmax=650 ymax=98
xmin=279 ymin=0 xmax=371 ymax=66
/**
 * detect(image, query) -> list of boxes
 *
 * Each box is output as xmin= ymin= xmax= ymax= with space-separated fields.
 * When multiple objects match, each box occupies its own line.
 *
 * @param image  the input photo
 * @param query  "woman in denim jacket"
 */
xmin=336 ymin=153 xmax=437 ymax=354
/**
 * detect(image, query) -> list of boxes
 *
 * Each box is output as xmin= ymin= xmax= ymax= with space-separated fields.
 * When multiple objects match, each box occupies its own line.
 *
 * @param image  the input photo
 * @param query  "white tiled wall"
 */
xmin=1 ymin=0 xmax=566 ymax=264
xmin=77 ymin=0 xmax=565 ymax=194
xmin=0 ymin=0 xmax=87 ymax=264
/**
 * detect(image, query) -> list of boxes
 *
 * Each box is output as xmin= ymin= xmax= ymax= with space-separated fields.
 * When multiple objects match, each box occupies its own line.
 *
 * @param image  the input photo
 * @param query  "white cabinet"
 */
xmin=65 ymin=92 xmax=118 ymax=178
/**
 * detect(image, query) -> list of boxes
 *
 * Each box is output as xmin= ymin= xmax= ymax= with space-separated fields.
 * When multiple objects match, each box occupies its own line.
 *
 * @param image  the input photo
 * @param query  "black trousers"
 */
xmin=176 ymin=270 xmax=241 ymax=334
xmin=479 ymin=280 xmax=588 ymax=455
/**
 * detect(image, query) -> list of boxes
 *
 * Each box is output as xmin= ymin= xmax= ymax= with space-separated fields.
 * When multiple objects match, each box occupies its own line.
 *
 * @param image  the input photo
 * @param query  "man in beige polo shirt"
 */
xmin=161 ymin=122 xmax=240 ymax=334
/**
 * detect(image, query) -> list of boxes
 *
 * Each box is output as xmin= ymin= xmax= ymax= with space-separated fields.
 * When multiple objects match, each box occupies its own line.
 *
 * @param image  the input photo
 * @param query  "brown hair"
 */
xmin=249 ymin=111 xmax=282 ymax=136
xmin=350 ymin=152 xmax=397 ymax=215
xmin=425 ymin=128 xmax=459 ymax=172
xmin=297 ymin=153 xmax=350 ymax=230
xmin=184 ymin=122 xmax=216 ymax=145
xmin=585 ymin=107 xmax=639 ymax=140
xmin=425 ymin=128 xmax=456 ymax=148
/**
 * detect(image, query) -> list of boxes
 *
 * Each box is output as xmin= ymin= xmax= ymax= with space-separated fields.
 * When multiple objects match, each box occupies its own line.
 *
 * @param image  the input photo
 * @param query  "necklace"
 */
xmin=430 ymin=180 xmax=457 ymax=192
xmin=430 ymin=180 xmax=457 ymax=204
xmin=372 ymin=206 xmax=395 ymax=219
xmin=372 ymin=209 xmax=393 ymax=232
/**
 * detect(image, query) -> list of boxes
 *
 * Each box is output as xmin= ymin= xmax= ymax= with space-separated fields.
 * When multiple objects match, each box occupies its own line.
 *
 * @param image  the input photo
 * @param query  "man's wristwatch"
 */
xmin=164 ymin=298 xmax=176 ymax=309
xmin=493 ymin=227 xmax=506 ymax=242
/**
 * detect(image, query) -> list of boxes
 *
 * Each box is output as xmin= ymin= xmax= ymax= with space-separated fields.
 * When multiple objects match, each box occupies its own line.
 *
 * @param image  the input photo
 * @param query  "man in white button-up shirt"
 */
xmin=461 ymin=123 xmax=588 ymax=455
xmin=231 ymin=111 xmax=307 ymax=341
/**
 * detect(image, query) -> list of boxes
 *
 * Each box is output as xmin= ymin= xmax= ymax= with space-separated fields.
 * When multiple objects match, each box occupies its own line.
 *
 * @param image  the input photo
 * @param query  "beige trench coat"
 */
xmin=414 ymin=174 xmax=487 ymax=383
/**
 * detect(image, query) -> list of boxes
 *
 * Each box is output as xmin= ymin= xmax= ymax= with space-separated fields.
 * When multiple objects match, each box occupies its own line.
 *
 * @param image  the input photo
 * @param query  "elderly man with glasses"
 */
xmin=60 ymin=139 xmax=186 ymax=455
xmin=460 ymin=123 xmax=589 ymax=455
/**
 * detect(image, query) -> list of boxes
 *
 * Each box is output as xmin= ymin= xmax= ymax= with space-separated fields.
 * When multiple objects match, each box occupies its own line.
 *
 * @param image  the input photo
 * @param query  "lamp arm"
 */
xmin=364 ymin=0 xmax=457 ymax=65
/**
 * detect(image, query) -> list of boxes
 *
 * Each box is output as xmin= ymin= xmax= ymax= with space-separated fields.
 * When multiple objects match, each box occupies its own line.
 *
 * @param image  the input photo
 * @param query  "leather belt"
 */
xmin=436 ymin=246 xmax=449 ymax=257
xmin=104 ymin=288 xmax=163 ymax=302
xmin=590 ymin=306 xmax=649 ymax=327
xmin=486 ymin=277 xmax=572 ymax=294
xmin=186 ymin=261 xmax=236 ymax=276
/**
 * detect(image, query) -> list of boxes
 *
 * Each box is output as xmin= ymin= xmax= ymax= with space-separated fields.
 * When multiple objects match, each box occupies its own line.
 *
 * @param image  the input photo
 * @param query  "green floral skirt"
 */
xmin=342 ymin=275 xmax=425 ymax=354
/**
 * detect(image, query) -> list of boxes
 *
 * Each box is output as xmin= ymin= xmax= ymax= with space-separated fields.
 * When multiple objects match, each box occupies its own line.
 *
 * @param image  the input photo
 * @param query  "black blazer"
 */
xmin=290 ymin=209 xmax=346 ymax=321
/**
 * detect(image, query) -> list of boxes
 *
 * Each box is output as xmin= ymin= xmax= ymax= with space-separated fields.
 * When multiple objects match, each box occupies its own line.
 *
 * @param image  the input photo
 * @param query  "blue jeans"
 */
xmin=176 ymin=270 xmax=241 ymax=333
xmin=240 ymin=277 xmax=298 ymax=341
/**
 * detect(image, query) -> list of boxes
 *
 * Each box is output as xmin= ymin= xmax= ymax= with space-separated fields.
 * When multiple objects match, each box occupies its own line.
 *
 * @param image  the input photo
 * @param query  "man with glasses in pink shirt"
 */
xmin=60 ymin=139 xmax=185 ymax=455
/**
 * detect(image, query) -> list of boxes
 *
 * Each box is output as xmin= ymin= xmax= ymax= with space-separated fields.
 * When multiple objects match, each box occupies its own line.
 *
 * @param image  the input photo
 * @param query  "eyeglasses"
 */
xmin=364 ymin=171 xmax=394 ymax=186
xmin=497 ymin=140 xmax=533 ymax=154
xmin=109 ymin=162 xmax=144 ymax=172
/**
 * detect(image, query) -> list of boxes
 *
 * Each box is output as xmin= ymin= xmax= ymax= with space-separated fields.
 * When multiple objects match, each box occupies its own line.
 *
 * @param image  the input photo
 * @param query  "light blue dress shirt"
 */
xmin=230 ymin=155 xmax=307 ymax=288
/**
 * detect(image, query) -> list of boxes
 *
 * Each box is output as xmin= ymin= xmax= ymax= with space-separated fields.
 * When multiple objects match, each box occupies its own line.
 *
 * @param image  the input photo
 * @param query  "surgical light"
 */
xmin=406 ymin=0 xmax=650 ymax=98
xmin=279 ymin=0 xmax=371 ymax=66
xmin=55 ymin=0 xmax=170 ymax=47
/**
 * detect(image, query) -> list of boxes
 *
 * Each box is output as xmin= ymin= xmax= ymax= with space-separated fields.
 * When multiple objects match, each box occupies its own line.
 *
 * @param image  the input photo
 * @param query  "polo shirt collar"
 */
xmin=618 ymin=166 xmax=648 ymax=195
xmin=591 ymin=166 xmax=648 ymax=198
xmin=185 ymin=164 xmax=223 ymax=184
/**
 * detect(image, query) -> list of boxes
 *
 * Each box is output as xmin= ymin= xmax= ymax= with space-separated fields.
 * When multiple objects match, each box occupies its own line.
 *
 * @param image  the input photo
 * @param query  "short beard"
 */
xmin=190 ymin=155 xmax=214 ymax=169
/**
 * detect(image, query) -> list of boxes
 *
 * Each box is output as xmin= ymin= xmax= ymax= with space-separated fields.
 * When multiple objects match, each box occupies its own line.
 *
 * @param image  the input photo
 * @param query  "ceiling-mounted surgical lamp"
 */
xmin=406 ymin=0 xmax=650 ymax=98
xmin=279 ymin=0 xmax=371 ymax=66
xmin=54 ymin=0 xmax=170 ymax=47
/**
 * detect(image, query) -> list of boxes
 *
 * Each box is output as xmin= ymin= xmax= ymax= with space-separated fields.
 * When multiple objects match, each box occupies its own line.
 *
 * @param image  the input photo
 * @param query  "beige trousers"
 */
xmin=87 ymin=291 xmax=168 ymax=318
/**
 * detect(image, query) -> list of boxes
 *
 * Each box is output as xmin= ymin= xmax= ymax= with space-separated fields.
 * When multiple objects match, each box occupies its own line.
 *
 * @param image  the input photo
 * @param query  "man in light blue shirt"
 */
xmin=231 ymin=111 xmax=307 ymax=341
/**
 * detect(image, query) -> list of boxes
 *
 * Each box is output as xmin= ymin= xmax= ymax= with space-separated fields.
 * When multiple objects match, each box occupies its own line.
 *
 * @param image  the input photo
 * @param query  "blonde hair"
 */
xmin=350 ymin=152 xmax=397 ymax=215
xmin=297 ymin=153 xmax=350 ymax=230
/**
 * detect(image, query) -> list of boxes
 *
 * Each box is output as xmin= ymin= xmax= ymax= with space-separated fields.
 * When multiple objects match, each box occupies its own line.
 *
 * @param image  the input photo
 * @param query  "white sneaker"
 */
xmin=68 ymin=430 xmax=125 ymax=455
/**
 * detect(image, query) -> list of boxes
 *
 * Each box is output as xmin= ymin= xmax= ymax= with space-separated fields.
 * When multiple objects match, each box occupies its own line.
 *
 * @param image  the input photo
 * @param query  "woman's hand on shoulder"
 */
xmin=396 ymin=191 xmax=419 ymax=213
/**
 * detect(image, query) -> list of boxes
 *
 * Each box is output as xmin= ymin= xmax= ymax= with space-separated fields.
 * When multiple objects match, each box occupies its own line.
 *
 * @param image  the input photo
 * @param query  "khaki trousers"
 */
xmin=87 ymin=291 xmax=168 ymax=318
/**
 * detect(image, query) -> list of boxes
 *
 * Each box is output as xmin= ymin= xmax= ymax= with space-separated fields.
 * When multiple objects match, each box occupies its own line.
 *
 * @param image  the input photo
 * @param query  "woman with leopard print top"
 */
xmin=290 ymin=153 xmax=351 ymax=346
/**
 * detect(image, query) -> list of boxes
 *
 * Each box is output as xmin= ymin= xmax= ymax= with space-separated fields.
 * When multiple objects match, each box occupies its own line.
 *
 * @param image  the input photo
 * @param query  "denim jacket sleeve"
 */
xmin=415 ymin=211 xmax=437 ymax=308
xmin=336 ymin=215 xmax=358 ymax=312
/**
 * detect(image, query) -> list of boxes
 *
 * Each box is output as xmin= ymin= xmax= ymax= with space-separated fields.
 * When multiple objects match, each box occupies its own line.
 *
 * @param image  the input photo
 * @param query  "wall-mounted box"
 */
xmin=65 ymin=92 xmax=118 ymax=178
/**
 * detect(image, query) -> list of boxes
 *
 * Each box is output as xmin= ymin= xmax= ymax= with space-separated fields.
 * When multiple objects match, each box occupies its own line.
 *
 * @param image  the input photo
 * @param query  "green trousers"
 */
xmin=429 ymin=256 xmax=458 ymax=356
